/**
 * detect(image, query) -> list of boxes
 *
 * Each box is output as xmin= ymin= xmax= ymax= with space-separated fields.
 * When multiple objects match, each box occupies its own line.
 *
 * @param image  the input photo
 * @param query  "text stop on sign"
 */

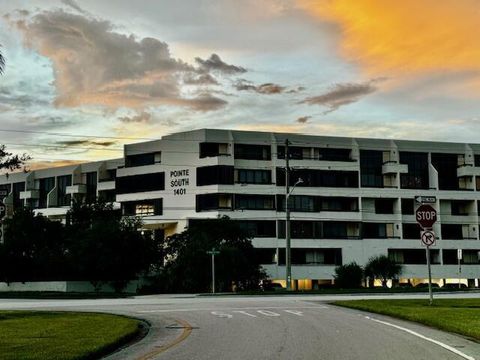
xmin=416 ymin=204 xmax=437 ymax=228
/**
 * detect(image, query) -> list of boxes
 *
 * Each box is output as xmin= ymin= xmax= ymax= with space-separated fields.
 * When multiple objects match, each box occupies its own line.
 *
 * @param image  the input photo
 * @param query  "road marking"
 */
xmin=232 ymin=310 xmax=257 ymax=317
xmin=365 ymin=316 xmax=475 ymax=360
xmin=136 ymin=318 xmax=192 ymax=360
xmin=284 ymin=310 xmax=303 ymax=316
xmin=211 ymin=311 xmax=233 ymax=318
xmin=257 ymin=310 xmax=280 ymax=316
xmin=138 ymin=305 xmax=327 ymax=313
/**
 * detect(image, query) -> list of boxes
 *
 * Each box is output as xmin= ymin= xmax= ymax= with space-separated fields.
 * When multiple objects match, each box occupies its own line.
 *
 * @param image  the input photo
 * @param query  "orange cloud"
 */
xmin=298 ymin=0 xmax=480 ymax=76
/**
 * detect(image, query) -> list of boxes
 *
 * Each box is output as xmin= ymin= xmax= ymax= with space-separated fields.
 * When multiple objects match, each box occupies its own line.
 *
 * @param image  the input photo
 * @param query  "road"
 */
xmin=0 ymin=293 xmax=479 ymax=360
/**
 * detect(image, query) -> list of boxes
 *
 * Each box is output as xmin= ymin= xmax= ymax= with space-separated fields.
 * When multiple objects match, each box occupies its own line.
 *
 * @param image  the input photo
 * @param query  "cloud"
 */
xmin=300 ymin=79 xmax=381 ymax=114
xmin=55 ymin=139 xmax=117 ymax=147
xmin=12 ymin=9 xmax=227 ymax=111
xmin=183 ymin=72 xmax=219 ymax=85
xmin=298 ymin=0 xmax=480 ymax=77
xmin=234 ymin=80 xmax=286 ymax=94
xmin=195 ymin=53 xmax=246 ymax=74
xmin=61 ymin=0 xmax=90 ymax=15
xmin=118 ymin=111 xmax=152 ymax=123
xmin=296 ymin=115 xmax=311 ymax=123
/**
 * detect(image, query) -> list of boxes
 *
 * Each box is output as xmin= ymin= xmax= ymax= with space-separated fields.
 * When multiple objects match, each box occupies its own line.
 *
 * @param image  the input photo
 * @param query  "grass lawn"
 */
xmin=332 ymin=299 xmax=480 ymax=341
xmin=0 ymin=311 xmax=143 ymax=360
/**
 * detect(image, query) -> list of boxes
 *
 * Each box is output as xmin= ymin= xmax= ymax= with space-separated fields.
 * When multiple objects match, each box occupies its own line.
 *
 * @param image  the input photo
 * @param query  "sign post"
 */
xmin=206 ymin=247 xmax=220 ymax=294
xmin=416 ymin=202 xmax=437 ymax=305
xmin=457 ymin=249 xmax=462 ymax=289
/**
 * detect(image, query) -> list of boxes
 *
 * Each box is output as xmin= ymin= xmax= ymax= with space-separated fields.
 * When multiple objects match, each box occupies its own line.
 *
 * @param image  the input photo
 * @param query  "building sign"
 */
xmin=170 ymin=169 xmax=190 ymax=195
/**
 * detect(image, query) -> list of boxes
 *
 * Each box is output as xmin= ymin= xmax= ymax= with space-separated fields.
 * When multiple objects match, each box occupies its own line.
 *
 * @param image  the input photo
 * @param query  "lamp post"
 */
xmin=285 ymin=171 xmax=303 ymax=291
xmin=207 ymin=247 xmax=220 ymax=294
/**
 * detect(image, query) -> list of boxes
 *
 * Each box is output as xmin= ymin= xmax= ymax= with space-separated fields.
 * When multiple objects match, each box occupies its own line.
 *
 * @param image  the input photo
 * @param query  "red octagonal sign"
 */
xmin=416 ymin=204 xmax=437 ymax=228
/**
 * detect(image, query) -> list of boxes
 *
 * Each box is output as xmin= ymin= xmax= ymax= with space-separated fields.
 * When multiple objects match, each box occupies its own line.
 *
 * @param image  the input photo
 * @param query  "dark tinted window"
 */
xmin=363 ymin=223 xmax=387 ymax=238
xmin=196 ymin=193 xmax=233 ymax=211
xmin=318 ymin=148 xmax=352 ymax=161
xmin=85 ymin=172 xmax=97 ymax=203
xmin=400 ymin=152 xmax=429 ymax=189
xmin=12 ymin=182 xmax=25 ymax=208
xmin=122 ymin=199 xmax=163 ymax=216
xmin=401 ymin=199 xmax=414 ymax=214
xmin=375 ymin=199 xmax=394 ymax=214
xmin=276 ymin=168 xmax=358 ymax=188
xmin=237 ymin=220 xmax=276 ymax=237
xmin=125 ymin=153 xmax=156 ymax=167
xmin=235 ymin=194 xmax=275 ymax=210
xmin=236 ymin=169 xmax=271 ymax=184
xmin=197 ymin=165 xmax=234 ymax=186
xmin=38 ymin=177 xmax=55 ymax=208
xmin=199 ymin=143 xmax=228 ymax=158
xmin=402 ymin=223 xmax=421 ymax=239
xmin=116 ymin=172 xmax=165 ymax=194
xmin=57 ymin=175 xmax=72 ymax=206
xmin=431 ymin=153 xmax=459 ymax=190
xmin=360 ymin=150 xmax=383 ymax=187
xmin=234 ymin=144 xmax=271 ymax=160
xmin=441 ymin=224 xmax=463 ymax=239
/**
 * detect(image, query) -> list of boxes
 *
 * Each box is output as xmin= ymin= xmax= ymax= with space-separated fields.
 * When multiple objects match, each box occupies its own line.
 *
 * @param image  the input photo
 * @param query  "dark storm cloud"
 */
xmin=183 ymin=73 xmax=219 ymax=85
xmin=195 ymin=54 xmax=247 ymax=74
xmin=234 ymin=79 xmax=303 ymax=95
xmin=56 ymin=139 xmax=117 ymax=147
xmin=300 ymin=79 xmax=384 ymax=114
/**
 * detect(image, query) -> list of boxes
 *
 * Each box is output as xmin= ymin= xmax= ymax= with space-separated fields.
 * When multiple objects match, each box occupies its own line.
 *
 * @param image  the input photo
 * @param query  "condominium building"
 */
xmin=1 ymin=128 xmax=480 ymax=289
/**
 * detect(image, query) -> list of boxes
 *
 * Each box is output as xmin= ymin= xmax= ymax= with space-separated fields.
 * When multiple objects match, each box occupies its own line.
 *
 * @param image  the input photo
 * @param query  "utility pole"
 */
xmin=285 ymin=139 xmax=291 ymax=291
xmin=207 ymin=247 xmax=220 ymax=294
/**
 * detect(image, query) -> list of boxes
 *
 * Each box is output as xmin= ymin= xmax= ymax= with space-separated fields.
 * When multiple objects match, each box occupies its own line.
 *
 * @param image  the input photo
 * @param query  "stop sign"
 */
xmin=416 ymin=204 xmax=437 ymax=228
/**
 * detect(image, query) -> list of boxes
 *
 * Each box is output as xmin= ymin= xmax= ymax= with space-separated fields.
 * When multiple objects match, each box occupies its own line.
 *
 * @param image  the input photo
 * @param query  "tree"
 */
xmin=334 ymin=262 xmax=364 ymax=288
xmin=159 ymin=216 xmax=265 ymax=293
xmin=66 ymin=200 xmax=159 ymax=292
xmin=0 ymin=207 xmax=68 ymax=283
xmin=365 ymin=255 xmax=403 ymax=288
xmin=0 ymin=145 xmax=31 ymax=172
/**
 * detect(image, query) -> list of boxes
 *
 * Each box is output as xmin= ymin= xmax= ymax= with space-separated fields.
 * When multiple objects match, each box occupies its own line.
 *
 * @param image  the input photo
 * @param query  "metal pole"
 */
xmin=285 ymin=139 xmax=291 ymax=291
xmin=458 ymin=255 xmax=461 ymax=290
xmin=426 ymin=245 xmax=433 ymax=305
xmin=212 ymin=252 xmax=215 ymax=294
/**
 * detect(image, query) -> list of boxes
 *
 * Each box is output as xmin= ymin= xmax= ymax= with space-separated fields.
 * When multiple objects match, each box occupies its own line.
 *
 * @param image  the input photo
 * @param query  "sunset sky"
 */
xmin=1 ymin=0 xmax=480 ymax=168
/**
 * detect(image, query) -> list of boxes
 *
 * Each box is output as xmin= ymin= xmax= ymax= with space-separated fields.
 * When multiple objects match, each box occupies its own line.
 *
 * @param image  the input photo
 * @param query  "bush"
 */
xmin=334 ymin=262 xmax=364 ymax=288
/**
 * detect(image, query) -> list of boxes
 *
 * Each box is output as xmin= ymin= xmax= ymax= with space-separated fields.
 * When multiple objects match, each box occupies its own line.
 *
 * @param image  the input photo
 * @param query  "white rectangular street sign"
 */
xmin=421 ymin=230 xmax=435 ymax=247
xmin=457 ymin=249 xmax=462 ymax=260
xmin=415 ymin=196 xmax=436 ymax=204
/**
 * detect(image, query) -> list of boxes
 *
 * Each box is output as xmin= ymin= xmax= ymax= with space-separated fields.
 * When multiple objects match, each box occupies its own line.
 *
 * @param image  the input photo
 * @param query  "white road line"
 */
xmin=232 ymin=311 xmax=257 ymax=317
xmin=211 ymin=311 xmax=233 ymax=318
xmin=137 ymin=305 xmax=327 ymax=313
xmin=257 ymin=310 xmax=280 ymax=316
xmin=365 ymin=316 xmax=475 ymax=360
xmin=284 ymin=310 xmax=303 ymax=316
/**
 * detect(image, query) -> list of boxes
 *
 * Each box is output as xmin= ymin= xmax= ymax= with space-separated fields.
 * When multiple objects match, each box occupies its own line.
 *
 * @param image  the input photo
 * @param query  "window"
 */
xmin=389 ymin=249 xmax=440 ymax=264
xmin=12 ymin=182 xmax=25 ymax=208
xmin=85 ymin=172 xmax=97 ymax=203
xmin=236 ymin=169 xmax=271 ymax=184
xmin=277 ymin=146 xmax=305 ymax=160
xmin=278 ymin=248 xmax=342 ymax=265
xmin=441 ymin=224 xmax=463 ymax=239
xmin=99 ymin=190 xmax=116 ymax=203
xmin=318 ymin=148 xmax=352 ymax=161
xmin=375 ymin=199 xmax=395 ymax=214
xmin=402 ymin=223 xmax=421 ymax=239
xmin=116 ymin=172 xmax=165 ymax=194
xmin=451 ymin=201 xmax=470 ymax=215
xmin=57 ymin=175 xmax=72 ymax=206
xmin=199 ymin=142 xmax=229 ymax=158
xmin=38 ymin=177 xmax=55 ymax=208
xmin=475 ymin=155 xmax=480 ymax=167
xmin=196 ymin=193 xmax=233 ymax=211
xmin=362 ymin=223 xmax=387 ymax=238
xmin=197 ymin=165 xmax=234 ymax=186
xmin=401 ymin=199 xmax=414 ymax=215
xmin=0 ymin=183 xmax=11 ymax=195
xmin=125 ymin=152 xmax=159 ymax=167
xmin=276 ymin=195 xmax=316 ymax=212
xmin=360 ymin=150 xmax=383 ymax=187
xmin=100 ymin=169 xmax=116 ymax=182
xmin=235 ymin=194 xmax=275 ymax=210
xmin=123 ymin=199 xmax=163 ymax=216
xmin=256 ymin=248 xmax=277 ymax=264
xmin=320 ymin=197 xmax=358 ymax=211
xmin=276 ymin=168 xmax=358 ymax=188
xmin=399 ymin=152 xmax=429 ymax=189
xmin=431 ymin=153 xmax=460 ymax=190
xmin=237 ymin=220 xmax=276 ymax=237
xmin=234 ymin=144 xmax=271 ymax=160
xmin=323 ymin=222 xmax=349 ymax=239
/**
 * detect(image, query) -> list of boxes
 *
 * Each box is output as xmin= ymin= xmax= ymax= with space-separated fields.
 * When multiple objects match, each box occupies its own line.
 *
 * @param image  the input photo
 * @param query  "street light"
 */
xmin=285 ymin=177 xmax=303 ymax=291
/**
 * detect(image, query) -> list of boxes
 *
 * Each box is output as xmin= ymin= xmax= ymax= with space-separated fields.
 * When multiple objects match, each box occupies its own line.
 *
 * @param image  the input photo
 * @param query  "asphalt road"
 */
xmin=1 ymin=293 xmax=479 ymax=360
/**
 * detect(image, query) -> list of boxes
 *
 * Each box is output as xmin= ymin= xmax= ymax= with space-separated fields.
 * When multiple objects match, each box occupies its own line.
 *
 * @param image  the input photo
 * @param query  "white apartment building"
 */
xmin=1 ymin=128 xmax=480 ymax=289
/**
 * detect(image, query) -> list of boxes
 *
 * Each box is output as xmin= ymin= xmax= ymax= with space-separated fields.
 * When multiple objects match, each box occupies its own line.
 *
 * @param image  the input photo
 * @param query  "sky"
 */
xmin=1 ymin=0 xmax=480 ymax=168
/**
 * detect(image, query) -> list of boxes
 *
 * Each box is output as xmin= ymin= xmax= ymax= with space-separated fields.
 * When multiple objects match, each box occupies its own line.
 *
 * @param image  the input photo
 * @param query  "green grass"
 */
xmin=332 ymin=299 xmax=480 ymax=341
xmin=0 ymin=311 xmax=143 ymax=360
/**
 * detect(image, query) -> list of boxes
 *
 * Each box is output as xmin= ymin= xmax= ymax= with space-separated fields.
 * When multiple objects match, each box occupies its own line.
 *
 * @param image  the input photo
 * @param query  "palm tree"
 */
xmin=0 ymin=45 xmax=5 ymax=74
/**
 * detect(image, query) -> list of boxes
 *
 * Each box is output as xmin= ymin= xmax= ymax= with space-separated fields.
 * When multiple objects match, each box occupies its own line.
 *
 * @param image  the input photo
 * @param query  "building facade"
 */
xmin=1 ymin=128 xmax=480 ymax=289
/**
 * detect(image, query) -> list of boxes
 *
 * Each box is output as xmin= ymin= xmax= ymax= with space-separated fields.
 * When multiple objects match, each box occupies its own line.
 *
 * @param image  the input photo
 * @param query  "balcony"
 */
xmin=19 ymin=189 xmax=39 ymax=200
xmin=97 ymin=180 xmax=115 ymax=191
xmin=66 ymin=184 xmax=87 ymax=195
xmin=382 ymin=161 xmax=408 ymax=175
xmin=457 ymin=164 xmax=480 ymax=177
